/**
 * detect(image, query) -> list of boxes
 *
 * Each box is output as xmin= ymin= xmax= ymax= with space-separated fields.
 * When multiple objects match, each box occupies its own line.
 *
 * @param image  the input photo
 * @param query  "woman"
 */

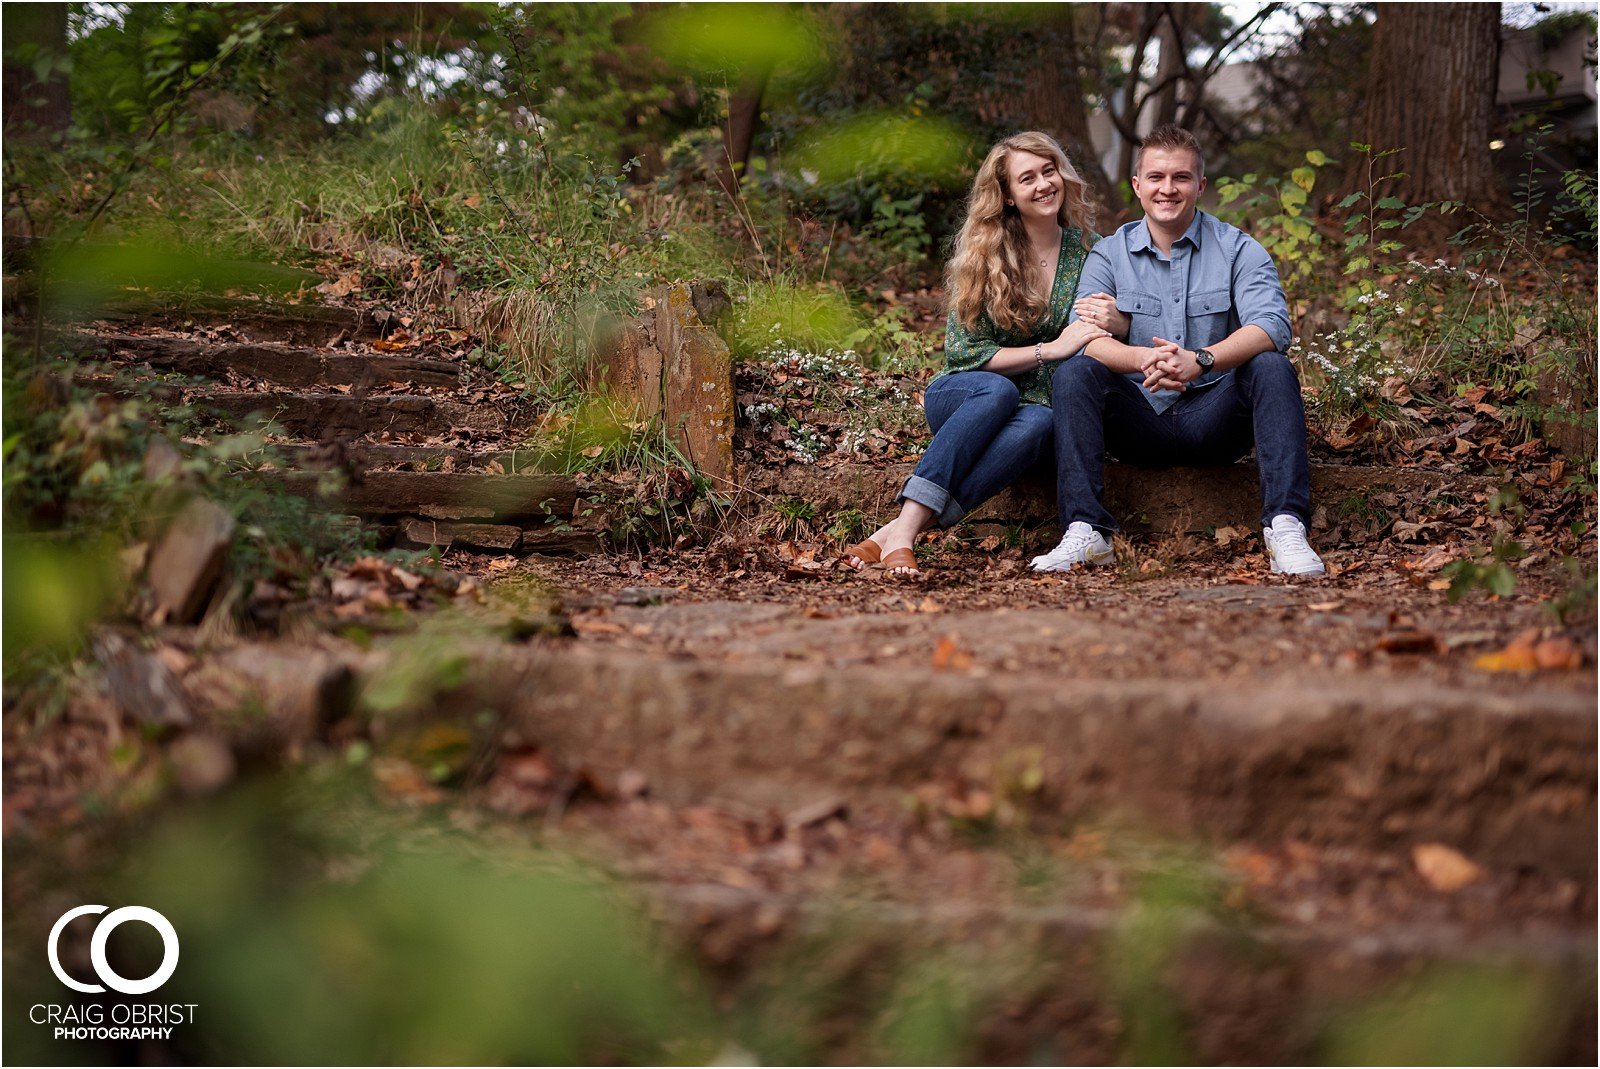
xmin=846 ymin=131 xmax=1127 ymax=576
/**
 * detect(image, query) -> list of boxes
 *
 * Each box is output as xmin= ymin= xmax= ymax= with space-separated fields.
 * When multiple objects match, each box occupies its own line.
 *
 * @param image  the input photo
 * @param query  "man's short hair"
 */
xmin=1135 ymin=125 xmax=1205 ymax=178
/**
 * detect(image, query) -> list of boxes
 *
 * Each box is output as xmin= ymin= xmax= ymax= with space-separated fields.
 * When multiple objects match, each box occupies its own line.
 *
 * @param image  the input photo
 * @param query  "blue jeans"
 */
xmin=1050 ymin=352 xmax=1312 ymax=532
xmin=900 ymin=371 xmax=1053 ymax=527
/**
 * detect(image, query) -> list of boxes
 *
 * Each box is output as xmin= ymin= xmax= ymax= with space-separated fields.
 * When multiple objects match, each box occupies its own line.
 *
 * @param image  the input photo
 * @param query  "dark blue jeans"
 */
xmin=1050 ymin=352 xmax=1312 ymax=532
xmin=900 ymin=371 xmax=1053 ymax=527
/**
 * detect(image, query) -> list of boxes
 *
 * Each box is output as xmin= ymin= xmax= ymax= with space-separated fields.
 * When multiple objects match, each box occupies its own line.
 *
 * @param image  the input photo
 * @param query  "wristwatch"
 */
xmin=1194 ymin=348 xmax=1216 ymax=374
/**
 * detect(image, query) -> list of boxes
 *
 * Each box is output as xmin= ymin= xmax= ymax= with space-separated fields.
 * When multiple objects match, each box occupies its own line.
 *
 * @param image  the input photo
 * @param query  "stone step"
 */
xmin=453 ymin=645 xmax=1594 ymax=881
xmin=277 ymin=442 xmax=547 ymax=474
xmin=746 ymin=460 xmax=1499 ymax=534
xmin=95 ymin=332 xmax=460 ymax=388
xmin=96 ymin=295 xmax=385 ymax=347
xmin=645 ymin=880 xmax=1594 ymax=1065
xmin=194 ymin=389 xmax=505 ymax=437
xmin=273 ymin=470 xmax=577 ymax=522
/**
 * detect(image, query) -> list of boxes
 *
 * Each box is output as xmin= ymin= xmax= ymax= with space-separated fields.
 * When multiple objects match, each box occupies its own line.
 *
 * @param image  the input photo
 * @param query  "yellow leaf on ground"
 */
xmin=1412 ymin=842 xmax=1485 ymax=892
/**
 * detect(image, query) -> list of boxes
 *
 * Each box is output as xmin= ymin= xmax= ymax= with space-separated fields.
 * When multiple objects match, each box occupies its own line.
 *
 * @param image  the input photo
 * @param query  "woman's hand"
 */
xmin=1073 ymin=292 xmax=1130 ymax=339
xmin=1051 ymin=319 xmax=1110 ymax=358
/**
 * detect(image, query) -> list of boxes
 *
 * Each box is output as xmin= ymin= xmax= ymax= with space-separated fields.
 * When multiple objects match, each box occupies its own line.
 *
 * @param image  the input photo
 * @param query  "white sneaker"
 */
xmin=1031 ymin=521 xmax=1115 ymax=572
xmin=1264 ymin=514 xmax=1325 ymax=576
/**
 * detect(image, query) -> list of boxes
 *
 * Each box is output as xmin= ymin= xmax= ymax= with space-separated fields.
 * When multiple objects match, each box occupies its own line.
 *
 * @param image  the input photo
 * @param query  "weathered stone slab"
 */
xmin=275 ymin=471 xmax=576 ymax=520
xmin=197 ymin=391 xmax=504 ymax=437
xmin=596 ymin=320 xmax=664 ymax=420
xmin=100 ymin=334 xmax=459 ymax=388
xmin=399 ymin=517 xmax=523 ymax=552
xmin=595 ymin=282 xmax=735 ymax=485
xmin=665 ymin=313 xmax=735 ymax=486
xmin=99 ymin=296 xmax=379 ymax=346
xmin=145 ymin=497 xmax=235 ymax=623
xmin=520 ymin=525 xmax=604 ymax=556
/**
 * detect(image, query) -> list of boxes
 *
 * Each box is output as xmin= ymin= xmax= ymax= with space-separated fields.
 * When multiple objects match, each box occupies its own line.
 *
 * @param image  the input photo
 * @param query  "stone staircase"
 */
xmin=83 ymin=300 xmax=595 ymax=559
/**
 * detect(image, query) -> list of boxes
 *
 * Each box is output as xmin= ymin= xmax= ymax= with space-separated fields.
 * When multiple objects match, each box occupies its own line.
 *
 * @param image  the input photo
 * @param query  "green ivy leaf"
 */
xmin=1305 ymin=149 xmax=1330 ymax=166
xmin=1375 ymin=196 xmax=1406 ymax=210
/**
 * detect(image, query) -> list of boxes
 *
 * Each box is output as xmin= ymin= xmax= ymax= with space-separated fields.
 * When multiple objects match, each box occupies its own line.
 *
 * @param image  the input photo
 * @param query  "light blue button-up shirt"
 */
xmin=1069 ymin=210 xmax=1292 ymax=413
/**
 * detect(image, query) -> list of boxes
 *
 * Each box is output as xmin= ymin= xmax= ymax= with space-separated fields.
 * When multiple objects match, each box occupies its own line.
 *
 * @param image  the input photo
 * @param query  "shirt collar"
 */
xmin=1130 ymin=210 xmax=1207 ymax=254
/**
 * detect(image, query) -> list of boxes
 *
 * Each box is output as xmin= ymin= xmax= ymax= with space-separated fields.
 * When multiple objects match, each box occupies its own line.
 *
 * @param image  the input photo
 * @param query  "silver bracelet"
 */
xmin=1034 ymin=342 xmax=1045 ymax=369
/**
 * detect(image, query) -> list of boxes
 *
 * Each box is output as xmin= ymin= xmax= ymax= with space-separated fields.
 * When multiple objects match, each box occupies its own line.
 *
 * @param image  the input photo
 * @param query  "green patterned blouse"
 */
xmin=940 ymin=226 xmax=1094 ymax=406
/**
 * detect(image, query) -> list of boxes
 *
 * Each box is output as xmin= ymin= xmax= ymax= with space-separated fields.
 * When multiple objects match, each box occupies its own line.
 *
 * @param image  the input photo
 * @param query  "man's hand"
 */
xmin=1143 ymin=336 xmax=1203 ymax=392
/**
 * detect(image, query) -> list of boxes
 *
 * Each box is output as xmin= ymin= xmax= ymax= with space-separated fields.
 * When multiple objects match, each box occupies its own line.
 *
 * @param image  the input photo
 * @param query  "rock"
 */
xmin=94 ymin=630 xmax=193 ymax=728
xmin=594 ymin=282 xmax=735 ymax=485
xmin=399 ymin=518 xmax=522 ymax=553
xmin=186 ymin=644 xmax=357 ymax=756
xmin=167 ymin=734 xmax=236 ymax=795
xmin=146 ymin=497 xmax=235 ymax=624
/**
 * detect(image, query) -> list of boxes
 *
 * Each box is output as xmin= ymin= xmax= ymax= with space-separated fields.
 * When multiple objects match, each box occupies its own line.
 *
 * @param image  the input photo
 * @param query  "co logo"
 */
xmin=48 ymin=906 xmax=179 ymax=995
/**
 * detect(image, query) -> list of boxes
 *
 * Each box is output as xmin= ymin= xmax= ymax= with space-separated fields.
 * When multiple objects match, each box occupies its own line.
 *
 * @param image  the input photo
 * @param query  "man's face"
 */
xmin=1131 ymin=146 xmax=1205 ymax=230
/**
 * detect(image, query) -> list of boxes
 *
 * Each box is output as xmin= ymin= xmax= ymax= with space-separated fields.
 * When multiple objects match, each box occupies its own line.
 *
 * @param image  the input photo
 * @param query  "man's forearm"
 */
xmin=1204 ymin=325 xmax=1277 ymax=371
xmin=1082 ymin=338 xmax=1152 ymax=373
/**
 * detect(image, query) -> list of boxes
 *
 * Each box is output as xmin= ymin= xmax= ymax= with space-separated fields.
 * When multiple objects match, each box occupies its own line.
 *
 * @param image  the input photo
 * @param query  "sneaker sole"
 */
xmin=1270 ymin=560 xmax=1327 ymax=576
xmin=1031 ymin=550 xmax=1115 ymax=573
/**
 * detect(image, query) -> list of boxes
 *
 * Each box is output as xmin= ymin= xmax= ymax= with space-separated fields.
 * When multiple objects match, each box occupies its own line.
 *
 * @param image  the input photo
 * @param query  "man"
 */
xmin=1033 ymin=124 xmax=1325 ymax=576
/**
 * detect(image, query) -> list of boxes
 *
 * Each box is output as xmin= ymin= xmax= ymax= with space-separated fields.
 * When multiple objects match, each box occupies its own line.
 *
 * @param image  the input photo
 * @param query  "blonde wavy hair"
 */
xmin=946 ymin=131 xmax=1098 ymax=333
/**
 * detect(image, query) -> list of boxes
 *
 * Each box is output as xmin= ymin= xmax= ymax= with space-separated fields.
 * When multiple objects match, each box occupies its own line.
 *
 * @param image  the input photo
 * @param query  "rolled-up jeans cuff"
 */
xmin=899 ymin=475 xmax=964 ymax=527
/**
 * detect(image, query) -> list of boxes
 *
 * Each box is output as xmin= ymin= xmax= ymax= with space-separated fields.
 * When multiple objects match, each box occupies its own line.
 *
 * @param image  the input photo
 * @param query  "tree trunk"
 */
xmin=1151 ymin=7 xmax=1188 ymax=129
xmin=1347 ymin=3 xmax=1507 ymax=213
xmin=2 ymin=3 xmax=71 ymax=138
xmin=716 ymin=68 xmax=768 ymax=198
xmin=1001 ymin=7 xmax=1121 ymax=219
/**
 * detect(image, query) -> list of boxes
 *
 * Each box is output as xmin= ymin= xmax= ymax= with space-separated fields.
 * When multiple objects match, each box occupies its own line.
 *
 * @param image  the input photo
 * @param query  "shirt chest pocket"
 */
xmin=1185 ymin=287 xmax=1234 ymax=345
xmin=1115 ymin=290 xmax=1162 ymax=345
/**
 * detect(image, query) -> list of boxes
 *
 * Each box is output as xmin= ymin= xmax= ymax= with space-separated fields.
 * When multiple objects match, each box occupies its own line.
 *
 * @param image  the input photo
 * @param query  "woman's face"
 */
xmin=1003 ymin=149 xmax=1063 ymax=223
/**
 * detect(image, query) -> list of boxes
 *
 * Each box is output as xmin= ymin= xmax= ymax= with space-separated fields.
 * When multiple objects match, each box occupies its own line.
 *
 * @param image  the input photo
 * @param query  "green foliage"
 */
xmin=0 ymin=782 xmax=720 ymax=1066
xmin=789 ymin=110 xmax=970 ymax=189
xmin=1321 ymin=967 xmax=1562 ymax=1065
xmin=1441 ymin=487 xmax=1529 ymax=602
xmin=773 ymin=497 xmax=817 ymax=539
xmin=1214 ymin=148 xmax=1331 ymax=294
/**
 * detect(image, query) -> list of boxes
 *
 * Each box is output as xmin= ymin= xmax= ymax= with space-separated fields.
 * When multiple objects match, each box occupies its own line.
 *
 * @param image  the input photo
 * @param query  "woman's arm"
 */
xmin=946 ymin=312 xmax=1107 ymax=376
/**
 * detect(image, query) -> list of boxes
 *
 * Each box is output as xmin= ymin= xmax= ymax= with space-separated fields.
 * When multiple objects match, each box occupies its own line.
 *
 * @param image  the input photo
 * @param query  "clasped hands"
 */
xmin=1140 ymin=336 xmax=1204 ymax=393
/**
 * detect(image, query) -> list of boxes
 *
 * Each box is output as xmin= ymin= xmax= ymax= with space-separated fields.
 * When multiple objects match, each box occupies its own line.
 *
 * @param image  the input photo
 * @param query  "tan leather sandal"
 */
xmin=881 ymin=547 xmax=920 ymax=577
xmin=843 ymin=538 xmax=883 ymax=571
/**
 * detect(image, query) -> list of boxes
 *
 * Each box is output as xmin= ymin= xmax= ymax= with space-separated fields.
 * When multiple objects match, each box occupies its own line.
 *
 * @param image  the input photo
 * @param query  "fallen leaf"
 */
xmin=1412 ymin=842 xmax=1485 ymax=892
xmin=1534 ymin=636 xmax=1583 ymax=670
xmin=1474 ymin=644 xmax=1540 ymax=672
xmin=1213 ymin=525 xmax=1243 ymax=547
xmin=315 ymin=272 xmax=363 ymax=297
xmin=1404 ymin=547 xmax=1458 ymax=573
xmin=931 ymin=635 xmax=973 ymax=670
xmin=916 ymin=596 xmax=943 ymax=613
